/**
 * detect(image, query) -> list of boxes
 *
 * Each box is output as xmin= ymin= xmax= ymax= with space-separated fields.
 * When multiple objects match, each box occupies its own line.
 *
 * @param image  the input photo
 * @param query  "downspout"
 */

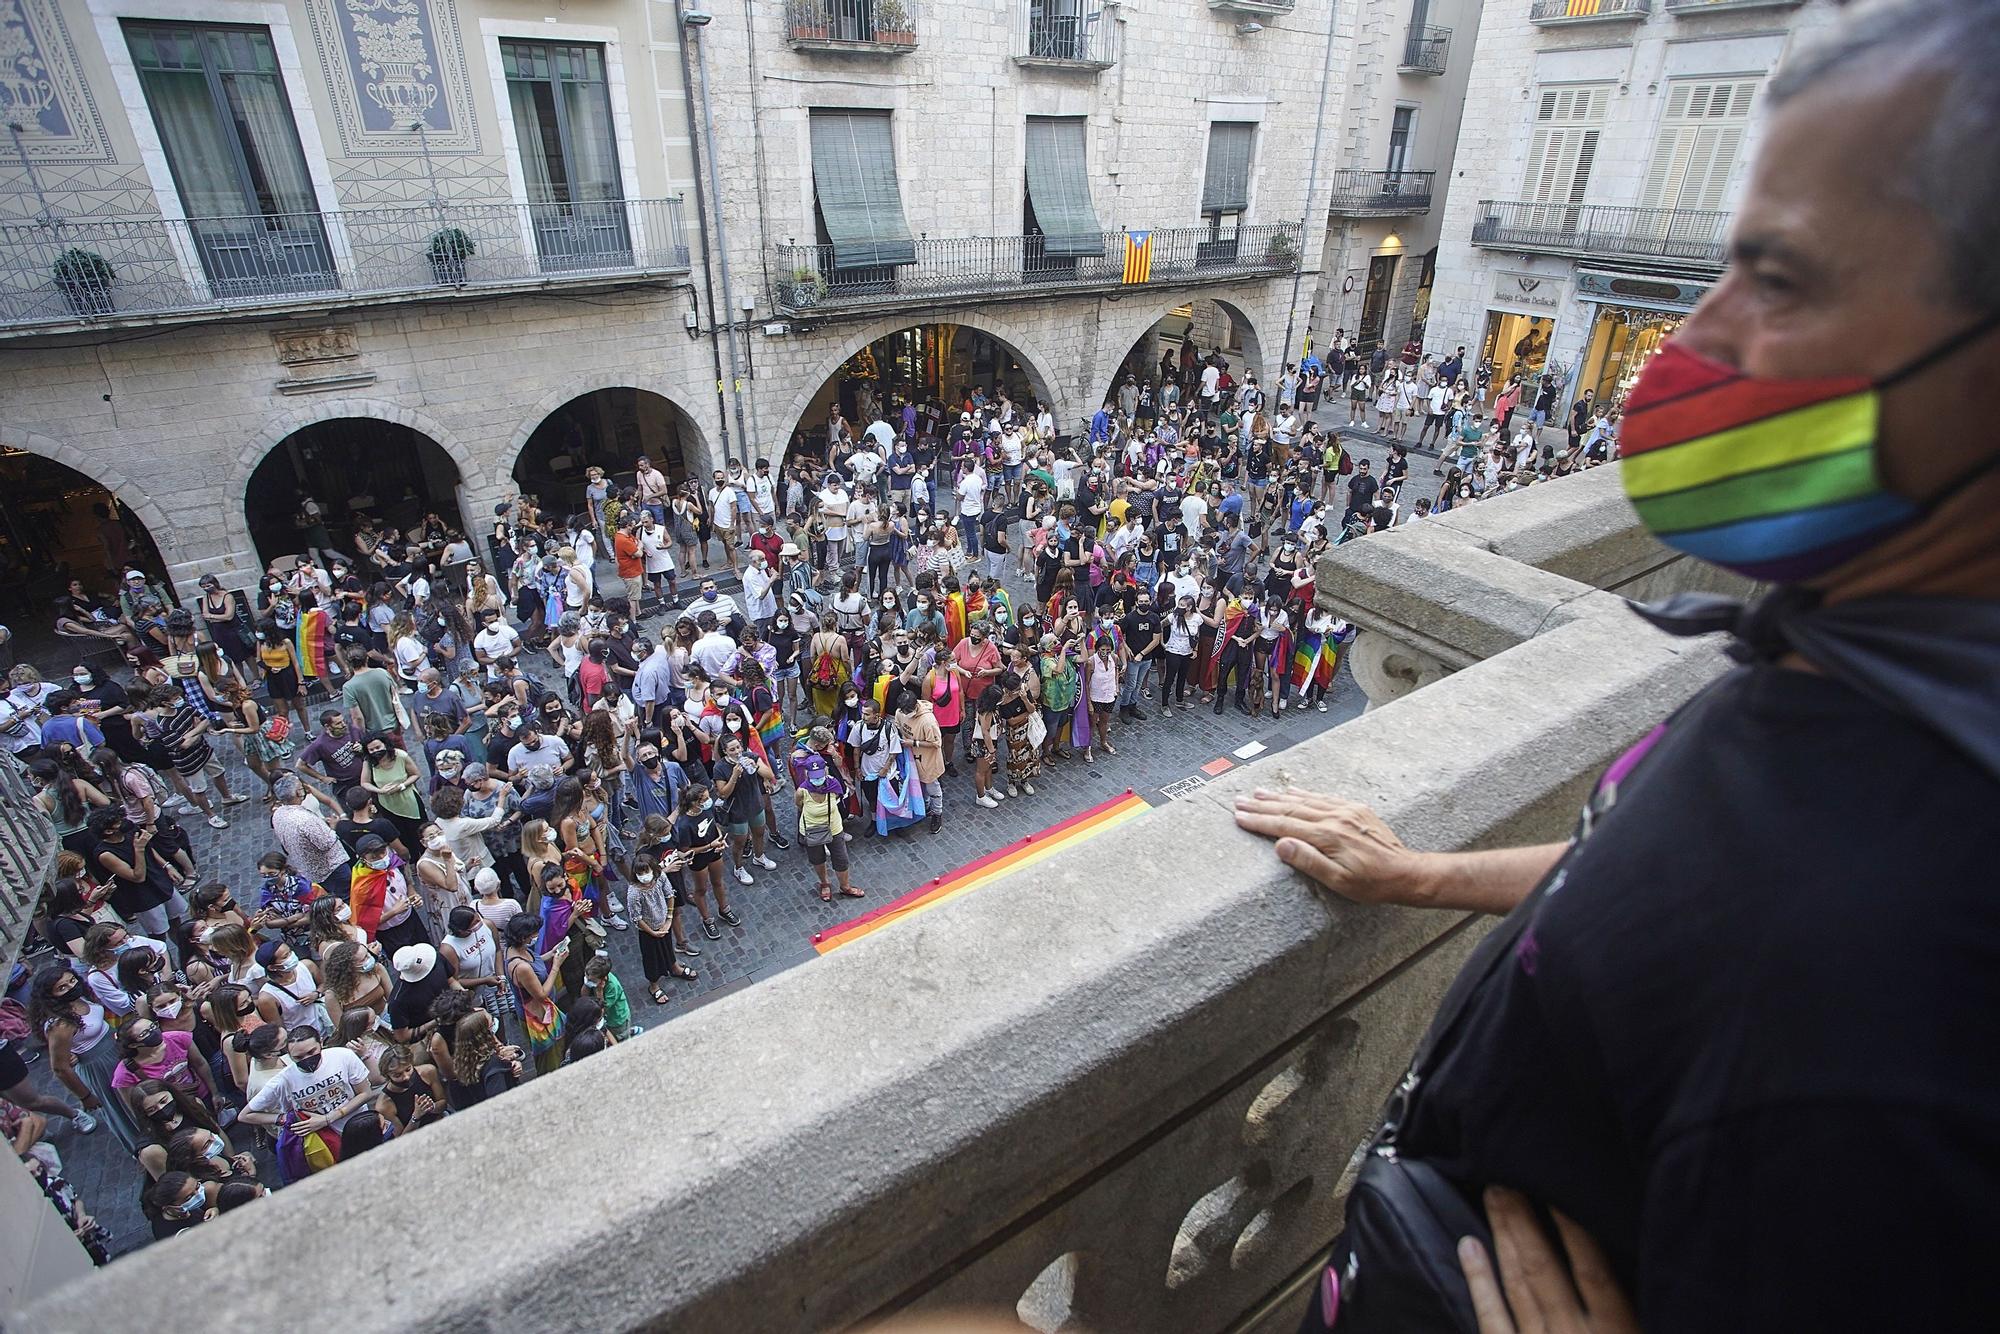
xmin=687 ymin=12 xmax=753 ymax=467
xmin=1281 ymin=0 xmax=1341 ymax=374
xmin=672 ymin=6 xmax=734 ymax=468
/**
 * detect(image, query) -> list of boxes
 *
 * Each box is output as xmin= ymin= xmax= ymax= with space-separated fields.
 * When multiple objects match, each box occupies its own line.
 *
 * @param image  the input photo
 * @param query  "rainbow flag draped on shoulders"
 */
xmin=944 ymin=591 xmax=968 ymax=647
xmin=1290 ymin=620 xmax=1353 ymax=692
xmin=295 ymin=607 xmax=331 ymax=680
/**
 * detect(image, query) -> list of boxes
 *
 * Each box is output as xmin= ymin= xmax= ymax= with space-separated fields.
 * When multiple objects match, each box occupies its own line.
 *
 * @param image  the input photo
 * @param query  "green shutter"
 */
xmin=809 ymin=110 xmax=917 ymax=269
xmin=1201 ymin=122 xmax=1255 ymax=214
xmin=1025 ymin=117 xmax=1105 ymax=257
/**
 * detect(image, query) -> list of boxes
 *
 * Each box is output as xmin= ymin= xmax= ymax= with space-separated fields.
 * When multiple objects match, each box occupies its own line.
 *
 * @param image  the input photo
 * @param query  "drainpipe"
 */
xmin=684 ymin=7 xmax=754 ymax=468
xmin=1281 ymin=0 xmax=1341 ymax=373
xmin=672 ymin=6 xmax=734 ymax=469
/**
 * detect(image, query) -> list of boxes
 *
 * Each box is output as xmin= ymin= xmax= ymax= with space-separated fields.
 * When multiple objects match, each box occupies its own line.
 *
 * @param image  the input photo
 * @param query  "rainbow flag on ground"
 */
xmin=295 ymin=607 xmax=330 ymax=680
xmin=814 ymin=791 xmax=1152 ymax=954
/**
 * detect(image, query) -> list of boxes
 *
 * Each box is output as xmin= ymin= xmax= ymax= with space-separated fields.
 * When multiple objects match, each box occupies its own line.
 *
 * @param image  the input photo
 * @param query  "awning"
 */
xmin=809 ymin=111 xmax=916 ymax=269
xmin=1201 ymin=121 xmax=1255 ymax=213
xmin=1025 ymin=117 xmax=1104 ymax=257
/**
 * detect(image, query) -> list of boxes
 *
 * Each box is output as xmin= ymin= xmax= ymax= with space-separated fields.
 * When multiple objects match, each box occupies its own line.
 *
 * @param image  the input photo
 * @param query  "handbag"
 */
xmin=262 ymin=714 xmax=292 ymax=743
xmin=1302 ymin=891 xmax=1543 ymax=1333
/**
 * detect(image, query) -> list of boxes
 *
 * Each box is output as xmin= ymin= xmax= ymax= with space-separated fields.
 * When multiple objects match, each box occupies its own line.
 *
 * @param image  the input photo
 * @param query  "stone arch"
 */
xmin=505 ymin=373 xmax=719 ymax=483
xmin=772 ymin=311 xmax=1071 ymax=468
xmin=0 ymin=422 xmax=179 ymax=568
xmin=1087 ymin=291 xmax=1275 ymax=416
xmin=228 ymin=398 xmax=490 ymax=569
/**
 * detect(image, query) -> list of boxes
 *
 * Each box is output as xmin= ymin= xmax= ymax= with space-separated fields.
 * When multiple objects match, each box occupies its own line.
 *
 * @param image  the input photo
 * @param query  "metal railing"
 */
xmin=1664 ymin=0 xmax=1804 ymax=10
xmin=0 ymin=196 xmax=691 ymax=331
xmin=785 ymin=0 xmax=919 ymax=47
xmin=1016 ymin=3 xmax=1119 ymax=66
xmin=1529 ymin=0 xmax=1651 ymax=22
xmin=0 ymin=752 xmax=59 ymax=979
xmin=1206 ymin=0 xmax=1299 ymax=13
xmin=772 ymin=222 xmax=1302 ymax=314
xmin=1399 ymin=23 xmax=1450 ymax=74
xmin=1471 ymin=199 xmax=1730 ymax=267
xmin=1327 ymin=169 xmax=1436 ymax=216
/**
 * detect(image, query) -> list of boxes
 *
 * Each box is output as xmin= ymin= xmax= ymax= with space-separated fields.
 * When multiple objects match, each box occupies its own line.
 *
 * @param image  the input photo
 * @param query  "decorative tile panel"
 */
xmin=0 ymin=0 xmax=117 ymax=163
xmin=302 ymin=0 xmax=481 ymax=155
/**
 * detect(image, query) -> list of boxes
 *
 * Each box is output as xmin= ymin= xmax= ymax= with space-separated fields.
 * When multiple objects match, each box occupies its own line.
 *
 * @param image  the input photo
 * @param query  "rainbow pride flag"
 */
xmin=813 ymin=791 xmax=1151 ymax=954
xmin=295 ymin=607 xmax=330 ymax=680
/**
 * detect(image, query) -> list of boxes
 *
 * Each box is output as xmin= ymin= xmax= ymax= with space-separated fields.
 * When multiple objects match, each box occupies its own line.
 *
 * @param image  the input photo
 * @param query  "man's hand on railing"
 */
xmin=1233 ymin=787 xmax=1567 ymax=915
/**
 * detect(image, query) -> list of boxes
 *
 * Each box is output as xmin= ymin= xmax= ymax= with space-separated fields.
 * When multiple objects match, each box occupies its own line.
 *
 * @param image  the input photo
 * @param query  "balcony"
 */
xmin=1398 ymin=23 xmax=1450 ymax=74
xmin=1327 ymin=169 xmax=1435 ymax=217
xmin=1529 ymin=0 xmax=1651 ymax=25
xmin=785 ymin=0 xmax=919 ymax=53
xmin=1471 ymin=199 xmax=1730 ymax=270
xmin=1664 ymin=0 xmax=1805 ymax=11
xmin=9 ymin=470 xmax=1744 ymax=1331
xmin=772 ymin=222 xmax=1302 ymax=317
xmin=1014 ymin=3 xmax=1119 ymax=68
xmin=1208 ymin=0 xmax=1298 ymax=14
xmin=0 ymin=197 xmax=691 ymax=337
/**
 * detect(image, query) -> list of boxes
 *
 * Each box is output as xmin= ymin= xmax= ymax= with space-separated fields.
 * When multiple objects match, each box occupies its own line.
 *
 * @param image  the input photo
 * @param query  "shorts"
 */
xmin=1004 ymin=462 xmax=1024 ymax=484
xmin=623 ymin=575 xmax=645 ymax=605
xmin=805 ymin=836 xmax=850 ymax=871
xmin=180 ymin=756 xmax=225 ymax=792
xmin=725 ymin=808 xmax=765 ymax=838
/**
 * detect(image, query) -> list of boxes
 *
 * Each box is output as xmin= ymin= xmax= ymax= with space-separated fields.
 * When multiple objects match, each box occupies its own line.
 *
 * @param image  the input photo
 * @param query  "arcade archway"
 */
xmin=1102 ymin=297 xmax=1267 ymax=411
xmin=0 ymin=444 xmax=172 ymax=642
xmin=244 ymin=418 xmax=466 ymax=567
xmin=513 ymin=387 xmax=701 ymax=520
xmin=783 ymin=321 xmax=1060 ymax=467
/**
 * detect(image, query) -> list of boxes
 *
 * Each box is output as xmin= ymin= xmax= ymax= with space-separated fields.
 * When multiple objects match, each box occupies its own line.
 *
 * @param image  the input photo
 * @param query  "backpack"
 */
xmin=810 ymin=650 xmax=845 ymax=690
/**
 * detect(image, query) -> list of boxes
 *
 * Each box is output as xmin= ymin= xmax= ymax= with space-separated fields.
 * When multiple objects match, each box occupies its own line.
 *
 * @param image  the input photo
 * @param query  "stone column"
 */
xmin=1345 ymin=628 xmax=1451 ymax=711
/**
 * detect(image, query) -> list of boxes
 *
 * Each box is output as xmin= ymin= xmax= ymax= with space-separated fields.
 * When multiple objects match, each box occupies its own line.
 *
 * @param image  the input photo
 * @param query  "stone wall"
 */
xmin=9 ymin=472 xmax=1733 ymax=1333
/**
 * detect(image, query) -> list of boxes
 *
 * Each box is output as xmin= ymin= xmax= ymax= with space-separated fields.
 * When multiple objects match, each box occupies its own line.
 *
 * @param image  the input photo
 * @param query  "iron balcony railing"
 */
xmin=1327 ymin=169 xmax=1436 ymax=216
xmin=1471 ymin=199 xmax=1730 ymax=268
xmin=0 ymin=196 xmax=691 ymax=331
xmin=0 ymin=751 xmax=59 ymax=979
xmin=1399 ymin=23 xmax=1450 ymax=74
xmin=785 ymin=0 xmax=919 ymax=49
xmin=1529 ymin=0 xmax=1651 ymax=22
xmin=1206 ymin=0 xmax=1299 ymax=14
xmin=1663 ymin=0 xmax=1805 ymax=11
xmin=773 ymin=222 xmax=1303 ymax=315
xmin=1016 ymin=3 xmax=1119 ymax=67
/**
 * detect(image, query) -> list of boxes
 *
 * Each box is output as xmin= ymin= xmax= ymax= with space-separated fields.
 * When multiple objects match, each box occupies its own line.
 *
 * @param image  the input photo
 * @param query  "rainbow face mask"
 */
xmin=1619 ymin=316 xmax=1998 ymax=583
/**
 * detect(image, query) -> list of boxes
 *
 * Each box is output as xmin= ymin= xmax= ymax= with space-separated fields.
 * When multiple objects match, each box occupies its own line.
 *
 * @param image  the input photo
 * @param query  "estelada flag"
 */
xmin=1123 ymin=231 xmax=1153 ymax=284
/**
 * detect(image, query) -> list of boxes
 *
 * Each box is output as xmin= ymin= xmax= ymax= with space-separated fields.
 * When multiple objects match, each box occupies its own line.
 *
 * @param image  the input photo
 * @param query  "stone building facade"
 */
xmin=1423 ymin=0 xmax=1835 ymax=413
xmin=0 ymin=0 xmax=1346 ymax=598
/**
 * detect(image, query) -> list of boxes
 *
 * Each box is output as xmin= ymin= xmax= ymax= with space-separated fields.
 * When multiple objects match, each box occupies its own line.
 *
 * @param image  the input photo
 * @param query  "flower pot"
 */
xmin=429 ymin=252 xmax=468 ymax=286
xmin=56 ymin=279 xmax=113 ymax=318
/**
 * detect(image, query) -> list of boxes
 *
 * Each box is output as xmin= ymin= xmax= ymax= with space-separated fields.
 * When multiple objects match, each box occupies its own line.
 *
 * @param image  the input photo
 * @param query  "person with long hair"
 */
xmin=502 ymin=913 xmax=567 ymax=1075
xmin=551 ymin=776 xmax=623 ymax=929
xmin=360 ymin=732 xmax=426 ymax=852
xmin=110 ymin=1016 xmax=220 ymax=1129
xmin=673 ymin=781 xmax=735 ymax=941
xmin=374 ymin=1043 xmax=448 ymax=1135
xmin=30 ymin=754 xmax=109 ymax=855
xmin=321 ymin=939 xmax=391 ymax=1033
xmin=445 ymin=1009 xmax=523 ymax=1110
xmin=28 ymin=965 xmax=136 ymax=1149
xmin=202 ymin=982 xmax=264 ymax=1096
xmin=218 ymin=679 xmax=292 ymax=800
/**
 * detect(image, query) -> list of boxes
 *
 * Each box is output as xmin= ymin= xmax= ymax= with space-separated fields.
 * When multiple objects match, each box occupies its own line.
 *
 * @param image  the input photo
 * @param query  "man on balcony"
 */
xmin=1241 ymin=2 xmax=2000 ymax=1328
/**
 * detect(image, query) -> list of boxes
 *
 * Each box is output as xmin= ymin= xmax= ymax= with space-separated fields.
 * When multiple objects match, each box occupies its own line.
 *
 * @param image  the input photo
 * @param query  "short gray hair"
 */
xmin=1768 ymin=0 xmax=2000 ymax=311
xmin=272 ymin=773 xmax=302 ymax=802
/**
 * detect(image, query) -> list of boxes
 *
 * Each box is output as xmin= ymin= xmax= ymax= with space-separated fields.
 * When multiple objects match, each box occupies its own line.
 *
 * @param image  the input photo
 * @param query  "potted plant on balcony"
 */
xmin=875 ymin=0 xmax=915 ymax=43
xmin=787 ymin=265 xmax=826 ymax=309
xmin=427 ymin=227 xmax=475 ymax=285
xmin=51 ymin=248 xmax=114 ymax=317
xmin=1263 ymin=232 xmax=1298 ymax=265
xmin=789 ymin=0 xmax=830 ymax=40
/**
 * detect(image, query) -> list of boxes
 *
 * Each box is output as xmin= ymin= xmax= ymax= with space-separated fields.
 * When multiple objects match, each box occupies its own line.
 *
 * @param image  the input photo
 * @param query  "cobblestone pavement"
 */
xmin=23 ymin=390 xmax=1428 ymax=1257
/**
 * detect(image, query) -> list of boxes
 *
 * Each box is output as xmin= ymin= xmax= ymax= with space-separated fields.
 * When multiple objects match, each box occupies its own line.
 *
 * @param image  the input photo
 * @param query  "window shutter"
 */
xmin=1025 ymin=116 xmax=1105 ymax=256
xmin=809 ymin=110 xmax=917 ymax=269
xmin=1639 ymin=78 xmax=1757 ymax=214
xmin=1202 ymin=122 xmax=1255 ymax=214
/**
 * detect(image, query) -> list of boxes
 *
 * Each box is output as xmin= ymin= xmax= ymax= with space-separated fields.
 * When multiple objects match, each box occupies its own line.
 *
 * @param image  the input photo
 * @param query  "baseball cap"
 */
xmin=393 ymin=943 xmax=438 ymax=982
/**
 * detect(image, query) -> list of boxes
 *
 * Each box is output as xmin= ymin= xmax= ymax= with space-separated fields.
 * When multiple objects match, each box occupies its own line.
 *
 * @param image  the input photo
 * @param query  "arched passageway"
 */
xmin=243 ymin=418 xmax=465 ymax=568
xmin=1101 ymin=298 xmax=1267 ymax=413
xmin=513 ymin=387 xmax=703 ymax=521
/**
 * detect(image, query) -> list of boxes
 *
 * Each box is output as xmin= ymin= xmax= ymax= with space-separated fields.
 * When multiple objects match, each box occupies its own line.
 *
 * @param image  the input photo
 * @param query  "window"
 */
xmin=1521 ymin=85 xmax=1609 ymax=230
xmin=1386 ymin=106 xmax=1416 ymax=177
xmin=1358 ymin=253 xmax=1399 ymax=351
xmin=501 ymin=40 xmax=629 ymax=270
xmin=1639 ymin=78 xmax=1757 ymax=213
xmin=808 ymin=109 xmax=916 ymax=289
xmin=124 ymin=22 xmax=334 ymax=298
xmin=1024 ymin=116 xmax=1104 ymax=270
xmin=1200 ymin=121 xmax=1255 ymax=263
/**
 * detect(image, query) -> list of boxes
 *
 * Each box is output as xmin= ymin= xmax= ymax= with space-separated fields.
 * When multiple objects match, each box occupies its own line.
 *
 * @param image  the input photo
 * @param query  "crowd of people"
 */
xmin=1 ymin=329 xmax=1610 ymax=1257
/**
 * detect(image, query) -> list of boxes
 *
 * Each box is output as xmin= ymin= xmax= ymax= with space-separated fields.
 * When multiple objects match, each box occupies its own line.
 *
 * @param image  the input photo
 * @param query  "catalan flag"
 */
xmin=1122 ymin=230 xmax=1153 ymax=284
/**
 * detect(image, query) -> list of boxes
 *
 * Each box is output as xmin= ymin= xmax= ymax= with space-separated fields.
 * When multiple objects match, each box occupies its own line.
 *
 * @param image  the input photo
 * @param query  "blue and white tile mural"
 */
xmin=0 ymin=0 xmax=116 ymax=162
xmin=306 ymin=0 xmax=481 ymax=155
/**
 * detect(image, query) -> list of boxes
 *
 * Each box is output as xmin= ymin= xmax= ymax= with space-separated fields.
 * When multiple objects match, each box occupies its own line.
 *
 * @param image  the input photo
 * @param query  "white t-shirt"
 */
xmin=1179 ymin=494 xmax=1209 ymax=535
xmin=956 ymin=471 xmax=986 ymax=518
xmin=819 ymin=489 xmax=852 ymax=539
xmin=1200 ymin=365 xmax=1221 ymax=399
xmin=244 ymin=1048 xmax=372 ymax=1130
xmin=707 ymin=486 xmax=740 ymax=528
xmin=394 ymin=635 xmax=428 ymax=684
xmin=473 ymin=623 xmax=521 ymax=664
xmin=1428 ymin=384 xmax=1451 ymax=415
xmin=1000 ymin=433 xmax=1025 ymax=467
xmin=849 ymin=450 xmax=884 ymax=485
xmin=640 ymin=526 xmax=676 ymax=574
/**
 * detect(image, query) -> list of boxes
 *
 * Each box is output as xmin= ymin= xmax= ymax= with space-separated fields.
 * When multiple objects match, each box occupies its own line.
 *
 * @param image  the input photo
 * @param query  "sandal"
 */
xmin=649 ymin=987 xmax=672 ymax=1005
xmin=839 ymin=886 xmax=866 ymax=898
xmin=671 ymin=965 xmax=698 ymax=981
xmin=818 ymin=886 xmax=833 ymax=902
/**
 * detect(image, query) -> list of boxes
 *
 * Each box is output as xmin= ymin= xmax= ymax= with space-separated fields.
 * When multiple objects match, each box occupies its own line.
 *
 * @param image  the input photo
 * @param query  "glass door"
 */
xmin=126 ymin=23 xmax=335 ymax=299
xmin=501 ymin=40 xmax=630 ymax=272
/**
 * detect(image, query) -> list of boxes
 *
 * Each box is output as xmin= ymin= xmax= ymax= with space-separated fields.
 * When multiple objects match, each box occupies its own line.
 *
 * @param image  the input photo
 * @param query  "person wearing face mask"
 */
xmin=374 ymin=1042 xmax=449 ymax=1135
xmin=673 ymin=782 xmax=736 ymax=941
xmin=238 ymin=1024 xmax=374 ymax=1146
xmin=144 ymin=1170 xmax=217 ymax=1238
xmin=111 ymin=1018 xmax=221 ymax=1129
xmin=1248 ymin=7 xmax=2000 ymax=1328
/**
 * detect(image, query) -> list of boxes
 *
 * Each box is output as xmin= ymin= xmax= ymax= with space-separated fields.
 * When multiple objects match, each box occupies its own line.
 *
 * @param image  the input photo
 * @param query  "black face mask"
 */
xmin=294 ymin=1052 xmax=322 ymax=1073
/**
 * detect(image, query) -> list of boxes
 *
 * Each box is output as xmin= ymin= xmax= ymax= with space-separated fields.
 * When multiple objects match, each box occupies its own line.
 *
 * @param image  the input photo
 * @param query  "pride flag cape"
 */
xmin=1202 ymin=606 xmax=1250 ymax=690
xmin=944 ymin=592 xmax=968 ymax=647
xmin=1290 ymin=621 xmax=1354 ymax=691
xmin=873 ymin=747 xmax=927 ymax=835
xmin=348 ymin=861 xmax=391 ymax=939
xmin=296 ymin=607 xmax=331 ymax=679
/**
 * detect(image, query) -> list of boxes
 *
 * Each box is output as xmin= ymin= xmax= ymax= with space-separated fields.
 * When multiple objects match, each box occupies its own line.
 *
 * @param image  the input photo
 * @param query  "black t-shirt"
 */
xmin=335 ymin=816 xmax=403 ymax=858
xmin=1401 ymin=665 xmax=1999 ymax=1332
xmin=1347 ymin=474 xmax=1380 ymax=509
xmin=1120 ymin=611 xmax=1161 ymax=660
xmin=388 ymin=967 xmax=450 ymax=1034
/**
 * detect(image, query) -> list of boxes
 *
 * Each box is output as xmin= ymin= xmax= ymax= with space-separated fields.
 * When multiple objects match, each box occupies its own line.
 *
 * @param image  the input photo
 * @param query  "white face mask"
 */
xmin=423 ymin=833 xmax=446 ymax=851
xmin=634 ymin=873 xmax=656 ymax=885
xmin=335 ymin=901 xmax=352 ymax=923
xmin=358 ymin=953 xmax=378 ymax=973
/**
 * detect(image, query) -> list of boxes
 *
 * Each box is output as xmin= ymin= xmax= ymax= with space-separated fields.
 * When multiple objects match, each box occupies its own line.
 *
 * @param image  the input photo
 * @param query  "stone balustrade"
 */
xmin=10 ymin=470 xmax=1738 ymax=1334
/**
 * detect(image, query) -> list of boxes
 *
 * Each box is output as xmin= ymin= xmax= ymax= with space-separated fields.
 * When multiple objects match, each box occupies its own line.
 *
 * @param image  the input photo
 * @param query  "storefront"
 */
xmin=1574 ymin=272 xmax=1711 ymax=410
xmin=1481 ymin=270 xmax=1564 ymax=394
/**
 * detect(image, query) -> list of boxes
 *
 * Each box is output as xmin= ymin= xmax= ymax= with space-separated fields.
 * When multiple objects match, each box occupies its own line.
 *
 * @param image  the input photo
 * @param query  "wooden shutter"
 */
xmin=1025 ymin=116 xmax=1105 ymax=256
xmin=1639 ymin=78 xmax=1758 ymax=212
xmin=1522 ymin=85 xmax=1608 ymax=226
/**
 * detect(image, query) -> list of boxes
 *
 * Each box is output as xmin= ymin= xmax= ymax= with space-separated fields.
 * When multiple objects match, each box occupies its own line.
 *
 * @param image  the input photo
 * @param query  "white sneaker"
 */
xmin=1277 ymin=699 xmax=1287 ymax=711
xmin=1022 ymin=782 xmax=1036 ymax=795
xmin=733 ymin=867 xmax=754 ymax=885
xmin=606 ymin=914 xmax=630 ymax=930
xmin=71 ymin=1109 xmax=98 ymax=1134
xmin=1316 ymin=701 xmax=1328 ymax=712
xmin=607 ymin=896 xmax=625 ymax=914
xmin=1005 ymin=785 xmax=1018 ymax=797
xmin=977 ymin=794 xmax=999 ymax=809
xmin=754 ymin=855 xmax=778 ymax=870
xmin=206 ymin=814 xmax=229 ymax=829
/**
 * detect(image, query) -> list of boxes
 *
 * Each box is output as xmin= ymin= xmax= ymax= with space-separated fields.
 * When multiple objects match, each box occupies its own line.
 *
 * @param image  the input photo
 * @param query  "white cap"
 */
xmin=392 ymin=943 xmax=437 ymax=982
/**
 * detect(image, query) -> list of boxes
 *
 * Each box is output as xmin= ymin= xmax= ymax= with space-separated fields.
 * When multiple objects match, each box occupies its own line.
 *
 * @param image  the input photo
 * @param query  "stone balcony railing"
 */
xmin=10 ymin=469 xmax=1742 ymax=1333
